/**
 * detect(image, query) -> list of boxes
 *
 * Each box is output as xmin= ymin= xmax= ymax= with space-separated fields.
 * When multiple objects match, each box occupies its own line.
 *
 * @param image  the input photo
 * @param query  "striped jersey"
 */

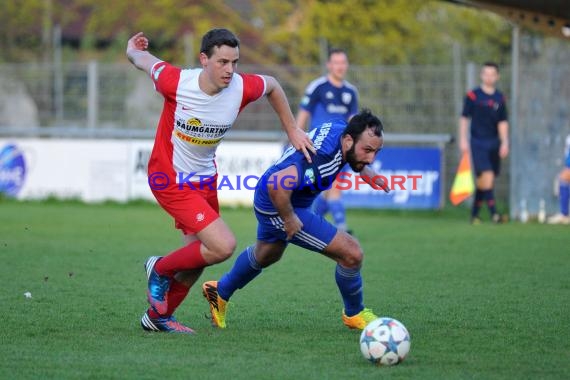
xmin=254 ymin=119 xmax=346 ymax=214
xmin=148 ymin=61 xmax=266 ymax=182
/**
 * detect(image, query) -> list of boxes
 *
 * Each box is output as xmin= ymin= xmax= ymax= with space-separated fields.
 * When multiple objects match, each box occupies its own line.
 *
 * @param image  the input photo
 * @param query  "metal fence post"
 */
xmin=87 ymin=60 xmax=98 ymax=131
xmin=509 ymin=25 xmax=520 ymax=220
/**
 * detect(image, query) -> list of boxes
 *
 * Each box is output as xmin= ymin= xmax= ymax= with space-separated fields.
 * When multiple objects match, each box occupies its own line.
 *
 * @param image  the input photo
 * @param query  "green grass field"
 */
xmin=1 ymin=199 xmax=569 ymax=379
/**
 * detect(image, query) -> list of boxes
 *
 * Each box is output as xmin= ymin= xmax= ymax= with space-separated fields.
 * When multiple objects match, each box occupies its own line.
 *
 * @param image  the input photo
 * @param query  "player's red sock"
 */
xmin=155 ymin=241 xmax=207 ymax=277
xmin=164 ymin=280 xmax=190 ymax=316
xmin=147 ymin=307 xmax=161 ymax=319
xmin=147 ymin=280 xmax=191 ymax=318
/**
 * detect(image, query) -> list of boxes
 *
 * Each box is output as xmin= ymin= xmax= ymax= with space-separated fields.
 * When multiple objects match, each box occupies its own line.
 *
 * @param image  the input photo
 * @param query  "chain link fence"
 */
xmin=2 ymin=58 xmax=570 ymax=213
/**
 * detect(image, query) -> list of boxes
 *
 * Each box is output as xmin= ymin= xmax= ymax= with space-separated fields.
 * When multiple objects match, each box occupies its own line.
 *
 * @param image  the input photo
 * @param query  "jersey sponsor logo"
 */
xmin=174 ymin=130 xmax=222 ymax=146
xmin=0 ymin=144 xmax=26 ymax=197
xmin=326 ymin=104 xmax=348 ymax=114
xmin=313 ymin=122 xmax=332 ymax=151
xmin=342 ymin=92 xmax=352 ymax=104
xmin=326 ymin=91 xmax=334 ymax=99
xmin=175 ymin=117 xmax=230 ymax=146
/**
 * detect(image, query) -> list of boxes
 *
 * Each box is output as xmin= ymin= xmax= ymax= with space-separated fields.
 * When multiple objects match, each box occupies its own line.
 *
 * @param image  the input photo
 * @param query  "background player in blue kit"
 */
xmin=202 ymin=109 xmax=390 ymax=330
xmin=547 ymin=134 xmax=570 ymax=224
xmin=296 ymin=48 xmax=358 ymax=233
xmin=459 ymin=62 xmax=509 ymax=224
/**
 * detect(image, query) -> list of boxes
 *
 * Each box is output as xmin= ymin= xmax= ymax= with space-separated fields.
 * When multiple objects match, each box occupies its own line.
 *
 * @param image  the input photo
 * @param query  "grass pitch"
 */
xmin=1 ymin=199 xmax=569 ymax=379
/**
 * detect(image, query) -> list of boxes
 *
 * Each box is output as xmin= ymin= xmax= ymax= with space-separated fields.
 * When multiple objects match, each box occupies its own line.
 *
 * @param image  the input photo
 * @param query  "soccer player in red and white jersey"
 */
xmin=126 ymin=29 xmax=314 ymax=334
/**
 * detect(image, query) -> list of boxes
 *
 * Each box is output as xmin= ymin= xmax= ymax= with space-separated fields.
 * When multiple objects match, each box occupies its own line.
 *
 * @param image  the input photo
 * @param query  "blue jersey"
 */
xmin=461 ymin=87 xmax=508 ymax=145
xmin=254 ymin=120 xmax=347 ymax=214
xmin=299 ymin=76 xmax=358 ymax=131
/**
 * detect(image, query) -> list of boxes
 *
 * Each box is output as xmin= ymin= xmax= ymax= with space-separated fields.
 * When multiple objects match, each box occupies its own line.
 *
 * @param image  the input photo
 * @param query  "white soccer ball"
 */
xmin=359 ymin=317 xmax=411 ymax=366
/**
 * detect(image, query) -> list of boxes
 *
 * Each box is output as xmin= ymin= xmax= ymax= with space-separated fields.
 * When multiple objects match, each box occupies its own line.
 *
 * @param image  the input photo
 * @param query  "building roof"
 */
xmin=446 ymin=0 xmax=570 ymax=38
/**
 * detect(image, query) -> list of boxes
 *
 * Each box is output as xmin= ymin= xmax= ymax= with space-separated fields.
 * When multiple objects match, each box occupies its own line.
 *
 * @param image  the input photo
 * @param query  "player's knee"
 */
xmin=339 ymin=240 xmax=363 ymax=269
xmin=211 ymin=236 xmax=237 ymax=262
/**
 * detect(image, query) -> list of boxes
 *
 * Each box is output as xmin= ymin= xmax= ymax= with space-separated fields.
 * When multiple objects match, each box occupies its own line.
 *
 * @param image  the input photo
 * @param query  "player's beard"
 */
xmin=345 ymin=144 xmax=365 ymax=172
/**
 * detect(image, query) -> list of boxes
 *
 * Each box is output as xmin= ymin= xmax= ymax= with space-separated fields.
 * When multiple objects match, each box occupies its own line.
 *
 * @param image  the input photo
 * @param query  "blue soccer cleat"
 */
xmin=140 ymin=310 xmax=195 ymax=334
xmin=144 ymin=256 xmax=171 ymax=315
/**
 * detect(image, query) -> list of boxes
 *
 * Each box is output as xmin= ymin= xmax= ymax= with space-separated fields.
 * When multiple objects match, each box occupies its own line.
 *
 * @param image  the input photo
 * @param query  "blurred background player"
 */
xmin=296 ymin=48 xmax=358 ymax=233
xmin=126 ymin=29 xmax=313 ymax=334
xmin=459 ymin=62 xmax=509 ymax=224
xmin=202 ymin=109 xmax=390 ymax=330
xmin=547 ymin=134 xmax=570 ymax=224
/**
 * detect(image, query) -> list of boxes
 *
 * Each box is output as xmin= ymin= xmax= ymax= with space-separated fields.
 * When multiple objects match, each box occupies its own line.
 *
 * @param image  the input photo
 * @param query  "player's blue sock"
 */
xmin=217 ymin=246 xmax=262 ymax=301
xmin=313 ymin=194 xmax=328 ymax=217
xmin=335 ymin=264 xmax=363 ymax=317
xmin=471 ymin=189 xmax=484 ymax=218
xmin=483 ymin=189 xmax=497 ymax=216
xmin=329 ymin=199 xmax=347 ymax=231
xmin=560 ymin=180 xmax=570 ymax=216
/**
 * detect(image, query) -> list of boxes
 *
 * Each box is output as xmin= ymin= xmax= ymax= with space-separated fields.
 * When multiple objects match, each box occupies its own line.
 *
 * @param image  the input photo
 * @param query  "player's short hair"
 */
xmin=200 ymin=28 xmax=240 ymax=57
xmin=328 ymin=48 xmax=347 ymax=60
xmin=482 ymin=61 xmax=500 ymax=72
xmin=343 ymin=108 xmax=384 ymax=142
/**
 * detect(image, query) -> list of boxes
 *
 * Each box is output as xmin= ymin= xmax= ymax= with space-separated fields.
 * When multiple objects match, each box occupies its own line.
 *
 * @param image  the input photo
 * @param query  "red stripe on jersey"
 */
xmin=148 ymin=63 xmax=181 ymax=180
xmin=238 ymin=73 xmax=265 ymax=113
xmin=467 ymin=90 xmax=476 ymax=101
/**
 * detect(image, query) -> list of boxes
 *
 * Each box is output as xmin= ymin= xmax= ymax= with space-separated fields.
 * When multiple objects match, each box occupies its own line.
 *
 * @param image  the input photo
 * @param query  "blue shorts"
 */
xmin=254 ymin=207 xmax=337 ymax=253
xmin=471 ymin=141 xmax=500 ymax=176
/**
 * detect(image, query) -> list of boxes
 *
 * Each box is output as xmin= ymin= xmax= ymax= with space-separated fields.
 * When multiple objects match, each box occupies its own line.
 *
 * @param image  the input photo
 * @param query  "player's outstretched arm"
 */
xmin=126 ymin=32 xmax=161 ymax=75
xmin=360 ymin=166 xmax=390 ymax=193
xmin=263 ymin=75 xmax=316 ymax=163
xmin=267 ymin=165 xmax=303 ymax=240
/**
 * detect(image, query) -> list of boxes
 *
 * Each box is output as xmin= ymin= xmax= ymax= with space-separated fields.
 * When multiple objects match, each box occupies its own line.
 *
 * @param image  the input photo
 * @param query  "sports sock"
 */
xmin=560 ymin=180 xmax=570 ymax=216
xmin=483 ymin=189 xmax=497 ymax=216
xmin=313 ymin=194 xmax=329 ymax=217
xmin=146 ymin=279 xmax=190 ymax=318
xmin=471 ymin=189 xmax=484 ymax=218
xmin=147 ymin=307 xmax=161 ymax=319
xmin=329 ymin=199 xmax=347 ymax=231
xmin=155 ymin=241 xmax=207 ymax=277
xmin=217 ymin=246 xmax=262 ymax=301
xmin=335 ymin=264 xmax=363 ymax=317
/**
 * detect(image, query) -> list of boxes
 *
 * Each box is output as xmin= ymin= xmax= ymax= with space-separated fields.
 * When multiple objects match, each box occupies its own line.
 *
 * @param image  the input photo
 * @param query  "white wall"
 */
xmin=0 ymin=138 xmax=282 ymax=205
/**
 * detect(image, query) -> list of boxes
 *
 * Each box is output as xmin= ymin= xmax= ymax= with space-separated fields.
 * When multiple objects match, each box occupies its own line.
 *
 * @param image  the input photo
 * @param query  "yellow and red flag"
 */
xmin=449 ymin=152 xmax=474 ymax=206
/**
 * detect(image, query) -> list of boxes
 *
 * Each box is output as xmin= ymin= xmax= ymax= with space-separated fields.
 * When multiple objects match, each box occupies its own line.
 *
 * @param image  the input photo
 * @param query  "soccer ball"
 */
xmin=359 ymin=317 xmax=411 ymax=366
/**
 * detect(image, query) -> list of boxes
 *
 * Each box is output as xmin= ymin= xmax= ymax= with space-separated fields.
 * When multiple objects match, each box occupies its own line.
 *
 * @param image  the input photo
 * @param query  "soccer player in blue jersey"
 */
xmin=296 ymin=49 xmax=359 ymax=233
xmin=202 ymin=109 xmax=390 ymax=330
xmin=459 ymin=62 xmax=509 ymax=224
xmin=547 ymin=134 xmax=570 ymax=224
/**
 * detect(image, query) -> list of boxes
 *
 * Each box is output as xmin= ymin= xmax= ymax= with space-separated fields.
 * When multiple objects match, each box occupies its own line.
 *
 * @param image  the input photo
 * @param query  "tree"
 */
xmin=252 ymin=0 xmax=511 ymax=65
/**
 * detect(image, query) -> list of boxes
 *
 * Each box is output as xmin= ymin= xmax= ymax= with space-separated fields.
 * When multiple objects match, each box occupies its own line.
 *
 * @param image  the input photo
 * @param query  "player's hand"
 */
xmin=283 ymin=213 xmax=303 ymax=240
xmin=288 ymin=128 xmax=316 ymax=163
xmin=499 ymin=142 xmax=509 ymax=159
xmin=375 ymin=176 xmax=391 ymax=193
xmin=127 ymin=32 xmax=149 ymax=53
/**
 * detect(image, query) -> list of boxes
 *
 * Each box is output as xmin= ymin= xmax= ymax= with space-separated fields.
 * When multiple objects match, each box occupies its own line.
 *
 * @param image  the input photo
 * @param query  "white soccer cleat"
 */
xmin=546 ymin=213 xmax=570 ymax=225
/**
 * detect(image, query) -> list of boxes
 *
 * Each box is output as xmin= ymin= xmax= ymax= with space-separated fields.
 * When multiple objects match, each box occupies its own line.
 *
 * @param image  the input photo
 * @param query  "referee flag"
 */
xmin=450 ymin=152 xmax=474 ymax=205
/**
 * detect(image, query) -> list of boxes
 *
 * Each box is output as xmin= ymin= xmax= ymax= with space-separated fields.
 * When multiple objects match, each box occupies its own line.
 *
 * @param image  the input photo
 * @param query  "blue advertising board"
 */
xmin=0 ymin=144 xmax=26 ymax=197
xmin=340 ymin=146 xmax=442 ymax=209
